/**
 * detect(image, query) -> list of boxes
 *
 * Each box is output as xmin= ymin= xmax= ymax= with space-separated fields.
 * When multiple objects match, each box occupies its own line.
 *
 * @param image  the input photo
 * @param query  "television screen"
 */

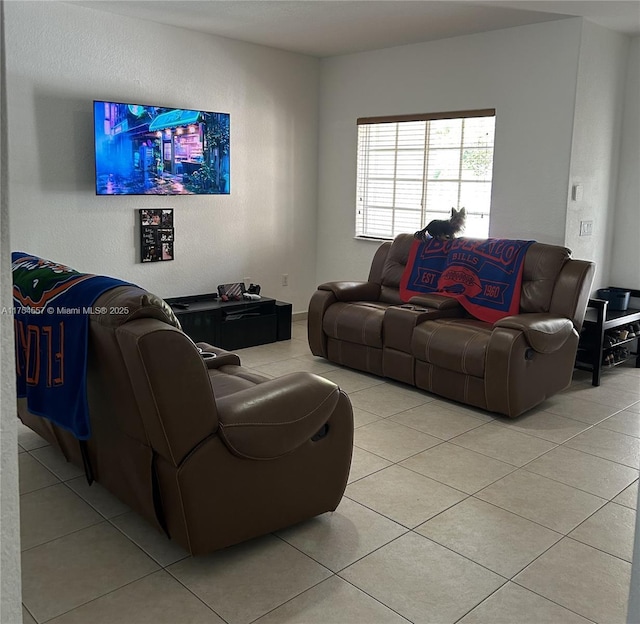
xmin=94 ymin=101 xmax=230 ymax=195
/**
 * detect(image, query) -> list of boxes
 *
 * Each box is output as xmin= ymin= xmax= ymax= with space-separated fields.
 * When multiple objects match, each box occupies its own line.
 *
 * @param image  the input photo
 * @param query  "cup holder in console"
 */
xmin=198 ymin=348 xmax=217 ymax=360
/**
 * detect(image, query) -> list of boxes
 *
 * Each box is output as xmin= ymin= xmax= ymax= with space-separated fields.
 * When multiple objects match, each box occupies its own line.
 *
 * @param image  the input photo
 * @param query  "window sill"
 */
xmin=353 ymin=236 xmax=392 ymax=243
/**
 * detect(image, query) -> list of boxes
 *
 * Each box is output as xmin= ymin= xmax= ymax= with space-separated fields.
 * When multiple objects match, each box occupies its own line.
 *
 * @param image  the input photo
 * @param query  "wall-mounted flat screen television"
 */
xmin=94 ymin=100 xmax=230 ymax=195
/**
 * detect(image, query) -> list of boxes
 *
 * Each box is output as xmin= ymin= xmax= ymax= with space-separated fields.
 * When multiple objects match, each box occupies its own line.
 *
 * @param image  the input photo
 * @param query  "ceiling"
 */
xmin=70 ymin=0 xmax=640 ymax=58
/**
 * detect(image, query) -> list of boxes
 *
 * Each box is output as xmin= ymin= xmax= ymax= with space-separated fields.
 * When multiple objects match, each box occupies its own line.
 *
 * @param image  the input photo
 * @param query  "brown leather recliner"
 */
xmin=18 ymin=285 xmax=353 ymax=555
xmin=308 ymin=234 xmax=595 ymax=418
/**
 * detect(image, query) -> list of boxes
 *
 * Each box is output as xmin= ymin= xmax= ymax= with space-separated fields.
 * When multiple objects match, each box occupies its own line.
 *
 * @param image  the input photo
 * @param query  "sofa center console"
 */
xmin=165 ymin=293 xmax=292 ymax=350
xmin=382 ymin=305 xmax=456 ymax=384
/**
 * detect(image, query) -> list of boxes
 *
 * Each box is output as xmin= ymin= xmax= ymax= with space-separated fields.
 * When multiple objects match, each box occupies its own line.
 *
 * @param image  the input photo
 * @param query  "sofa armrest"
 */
xmin=196 ymin=342 xmax=241 ymax=368
xmin=318 ymin=281 xmax=381 ymax=302
xmin=215 ymin=372 xmax=343 ymax=459
xmin=407 ymin=294 xmax=464 ymax=311
xmin=494 ymin=313 xmax=574 ymax=353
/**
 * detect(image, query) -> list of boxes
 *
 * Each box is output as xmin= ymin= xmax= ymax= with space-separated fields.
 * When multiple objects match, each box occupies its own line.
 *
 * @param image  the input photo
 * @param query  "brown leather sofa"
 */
xmin=18 ymin=284 xmax=353 ymax=555
xmin=309 ymin=234 xmax=595 ymax=418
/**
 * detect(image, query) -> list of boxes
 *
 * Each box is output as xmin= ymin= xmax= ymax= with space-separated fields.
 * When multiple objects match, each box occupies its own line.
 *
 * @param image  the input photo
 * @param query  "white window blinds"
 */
xmin=356 ymin=110 xmax=496 ymax=240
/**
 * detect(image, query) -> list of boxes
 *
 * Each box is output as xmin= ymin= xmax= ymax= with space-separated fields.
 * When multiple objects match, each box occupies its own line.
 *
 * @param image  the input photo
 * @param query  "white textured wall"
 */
xmin=565 ymin=21 xmax=630 ymax=292
xmin=5 ymin=1 xmax=319 ymax=313
xmin=610 ymin=37 xmax=639 ymax=291
xmin=316 ymin=19 xmax=583 ymax=284
xmin=0 ymin=0 xmax=22 ymax=620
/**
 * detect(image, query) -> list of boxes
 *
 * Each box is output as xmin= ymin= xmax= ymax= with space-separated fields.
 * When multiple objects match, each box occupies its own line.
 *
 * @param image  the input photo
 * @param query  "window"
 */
xmin=355 ymin=109 xmax=496 ymax=240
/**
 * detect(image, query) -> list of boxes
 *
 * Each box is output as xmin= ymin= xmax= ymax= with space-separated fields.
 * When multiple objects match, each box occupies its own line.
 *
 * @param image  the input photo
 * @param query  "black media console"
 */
xmin=165 ymin=293 xmax=292 ymax=350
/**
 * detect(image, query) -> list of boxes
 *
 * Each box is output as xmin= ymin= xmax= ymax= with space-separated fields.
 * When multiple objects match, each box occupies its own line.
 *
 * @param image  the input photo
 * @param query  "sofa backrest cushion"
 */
xmin=368 ymin=241 xmax=392 ymax=284
xmin=549 ymin=259 xmax=595 ymax=329
xmin=90 ymin=285 xmax=182 ymax=329
xmin=85 ymin=286 xmax=180 ymax=449
xmin=379 ymin=234 xmax=414 ymax=303
xmin=87 ymin=285 xmax=215 ymax=467
xmin=519 ymin=243 xmax=570 ymax=313
xmin=374 ymin=235 xmax=572 ymax=314
xmin=116 ymin=320 xmax=218 ymax=466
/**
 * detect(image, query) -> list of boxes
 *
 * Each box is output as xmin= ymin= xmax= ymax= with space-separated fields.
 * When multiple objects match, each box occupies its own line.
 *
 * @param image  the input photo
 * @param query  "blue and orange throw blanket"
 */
xmin=400 ymin=238 xmax=535 ymax=323
xmin=11 ymin=252 xmax=130 ymax=439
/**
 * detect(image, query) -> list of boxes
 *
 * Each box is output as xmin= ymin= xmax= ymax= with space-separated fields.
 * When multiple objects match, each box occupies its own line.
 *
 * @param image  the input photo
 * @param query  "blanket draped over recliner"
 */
xmin=400 ymin=237 xmax=535 ymax=323
xmin=12 ymin=252 xmax=129 ymax=439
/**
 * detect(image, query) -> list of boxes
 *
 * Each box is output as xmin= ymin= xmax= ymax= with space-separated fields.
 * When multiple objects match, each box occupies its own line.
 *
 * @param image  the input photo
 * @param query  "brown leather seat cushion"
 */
xmin=208 ymin=366 xmax=270 ymax=398
xmin=412 ymin=318 xmax=493 ymax=378
xmin=323 ymin=301 xmax=392 ymax=348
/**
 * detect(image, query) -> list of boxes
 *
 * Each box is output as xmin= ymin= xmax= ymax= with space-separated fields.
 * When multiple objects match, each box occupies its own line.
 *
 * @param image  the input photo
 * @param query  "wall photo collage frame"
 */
xmin=139 ymin=209 xmax=174 ymax=262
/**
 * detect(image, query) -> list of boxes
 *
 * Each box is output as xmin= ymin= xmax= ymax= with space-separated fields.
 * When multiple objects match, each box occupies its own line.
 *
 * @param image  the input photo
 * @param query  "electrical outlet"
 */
xmin=579 ymin=220 xmax=593 ymax=237
xmin=282 ymin=274 xmax=289 ymax=287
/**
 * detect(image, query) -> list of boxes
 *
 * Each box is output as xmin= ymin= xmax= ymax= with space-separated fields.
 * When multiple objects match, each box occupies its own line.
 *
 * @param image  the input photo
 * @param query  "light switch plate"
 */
xmin=572 ymin=184 xmax=584 ymax=201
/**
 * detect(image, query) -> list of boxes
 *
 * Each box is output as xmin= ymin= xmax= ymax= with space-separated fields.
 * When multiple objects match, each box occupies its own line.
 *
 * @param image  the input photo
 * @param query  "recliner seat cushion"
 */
xmin=323 ymin=301 xmax=391 ymax=348
xmin=207 ymin=366 xmax=269 ymax=399
xmin=412 ymin=318 xmax=492 ymax=377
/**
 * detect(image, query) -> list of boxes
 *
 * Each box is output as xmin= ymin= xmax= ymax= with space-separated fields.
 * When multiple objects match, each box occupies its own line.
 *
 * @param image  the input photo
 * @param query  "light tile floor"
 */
xmin=17 ymin=320 xmax=640 ymax=624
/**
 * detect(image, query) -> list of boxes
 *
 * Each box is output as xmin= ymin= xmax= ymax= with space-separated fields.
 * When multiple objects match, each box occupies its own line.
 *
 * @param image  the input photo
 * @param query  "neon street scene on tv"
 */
xmin=94 ymin=101 xmax=230 ymax=195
